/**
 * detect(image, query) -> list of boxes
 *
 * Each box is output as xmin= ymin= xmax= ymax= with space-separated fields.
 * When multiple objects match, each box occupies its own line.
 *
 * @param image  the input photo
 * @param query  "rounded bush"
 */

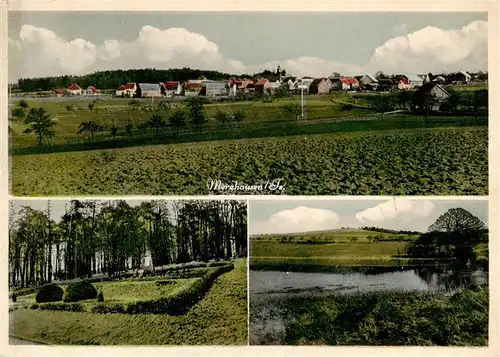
xmin=35 ymin=283 xmax=63 ymax=303
xmin=97 ymin=291 xmax=104 ymax=302
xmin=63 ymin=281 xmax=98 ymax=302
xmin=11 ymin=293 xmax=17 ymax=303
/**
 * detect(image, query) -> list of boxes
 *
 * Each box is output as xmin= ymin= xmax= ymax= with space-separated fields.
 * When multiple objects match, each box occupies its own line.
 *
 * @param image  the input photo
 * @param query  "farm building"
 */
xmin=184 ymin=82 xmax=203 ymax=97
xmin=414 ymin=83 xmax=452 ymax=111
xmin=360 ymin=74 xmax=379 ymax=90
xmin=137 ymin=83 xmax=162 ymax=98
xmin=67 ymin=83 xmax=82 ymax=96
xmin=376 ymin=78 xmax=394 ymax=92
xmin=54 ymin=89 xmax=64 ymax=97
xmin=202 ymin=81 xmax=228 ymax=97
xmin=432 ymin=76 xmax=447 ymax=84
xmin=270 ymin=81 xmax=282 ymax=93
xmin=84 ymin=86 xmax=100 ymax=96
xmin=116 ymin=83 xmax=137 ymax=97
xmin=296 ymin=78 xmax=314 ymax=94
xmin=309 ymin=78 xmax=330 ymax=95
xmin=161 ymin=81 xmax=182 ymax=97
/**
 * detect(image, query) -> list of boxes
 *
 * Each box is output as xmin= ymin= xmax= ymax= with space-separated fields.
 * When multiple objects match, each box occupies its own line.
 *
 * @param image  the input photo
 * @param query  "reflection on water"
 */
xmin=251 ymin=266 xmax=487 ymax=297
xmin=249 ymin=265 xmax=488 ymax=345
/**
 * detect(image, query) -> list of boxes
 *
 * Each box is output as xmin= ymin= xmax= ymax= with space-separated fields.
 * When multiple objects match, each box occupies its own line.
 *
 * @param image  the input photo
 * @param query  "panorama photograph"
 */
xmin=8 ymin=12 xmax=488 ymax=196
xmin=249 ymin=198 xmax=489 ymax=345
xmin=8 ymin=199 xmax=248 ymax=345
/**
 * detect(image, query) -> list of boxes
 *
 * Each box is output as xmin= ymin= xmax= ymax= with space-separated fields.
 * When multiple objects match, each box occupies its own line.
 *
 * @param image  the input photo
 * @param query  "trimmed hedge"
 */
xmin=39 ymin=302 xmax=85 ymax=312
xmin=92 ymin=264 xmax=234 ymax=315
xmin=125 ymin=264 xmax=234 ymax=315
xmin=63 ymin=281 xmax=98 ymax=302
xmin=36 ymin=284 xmax=64 ymax=303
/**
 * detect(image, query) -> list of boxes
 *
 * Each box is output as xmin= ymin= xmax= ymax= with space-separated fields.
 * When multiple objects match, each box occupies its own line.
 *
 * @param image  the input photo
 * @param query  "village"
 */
xmin=50 ymin=68 xmax=486 ymax=102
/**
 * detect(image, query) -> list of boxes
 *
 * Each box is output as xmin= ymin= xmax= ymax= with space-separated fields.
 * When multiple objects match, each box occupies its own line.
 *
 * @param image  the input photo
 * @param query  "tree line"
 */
xmin=14 ymin=67 xmax=288 ymax=93
xmin=9 ymin=200 xmax=247 ymax=288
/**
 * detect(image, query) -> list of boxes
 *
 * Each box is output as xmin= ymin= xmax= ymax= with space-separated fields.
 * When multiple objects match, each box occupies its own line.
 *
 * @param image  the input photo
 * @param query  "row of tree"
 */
xmin=9 ymin=200 xmax=247 ymax=288
xmin=14 ymin=67 xmax=289 ymax=93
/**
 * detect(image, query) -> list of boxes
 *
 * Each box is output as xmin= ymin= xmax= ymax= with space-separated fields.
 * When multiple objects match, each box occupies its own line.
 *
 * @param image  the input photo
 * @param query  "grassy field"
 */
xmin=10 ymin=94 xmax=376 ymax=149
xmin=250 ymin=288 xmax=488 ymax=345
xmin=11 ymin=126 xmax=488 ymax=196
xmin=9 ymin=259 xmax=248 ymax=345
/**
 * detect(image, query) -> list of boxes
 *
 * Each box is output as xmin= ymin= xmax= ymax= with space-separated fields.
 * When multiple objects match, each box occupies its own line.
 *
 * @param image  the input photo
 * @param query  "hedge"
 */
xmin=125 ymin=264 xmax=234 ymax=315
xmin=36 ymin=284 xmax=64 ymax=303
xmin=39 ymin=302 xmax=85 ymax=312
xmin=63 ymin=281 xmax=98 ymax=302
xmin=93 ymin=264 xmax=234 ymax=315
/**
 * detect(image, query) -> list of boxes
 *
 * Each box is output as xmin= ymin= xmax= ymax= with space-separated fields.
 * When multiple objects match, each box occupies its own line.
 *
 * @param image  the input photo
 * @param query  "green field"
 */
xmin=11 ymin=126 xmax=488 ymax=196
xmin=9 ymin=259 xmax=248 ymax=345
xmin=250 ymin=229 xmax=417 ymax=269
xmin=10 ymin=95 xmax=376 ymax=149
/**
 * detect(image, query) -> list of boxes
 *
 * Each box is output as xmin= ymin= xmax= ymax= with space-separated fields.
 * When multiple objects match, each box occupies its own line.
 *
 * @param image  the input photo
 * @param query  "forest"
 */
xmin=9 ymin=199 xmax=248 ymax=288
xmin=14 ymin=68 xmax=285 ymax=92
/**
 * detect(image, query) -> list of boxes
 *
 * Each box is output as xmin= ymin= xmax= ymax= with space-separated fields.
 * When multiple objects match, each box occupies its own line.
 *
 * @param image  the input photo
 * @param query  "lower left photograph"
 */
xmin=8 ymin=198 xmax=248 ymax=346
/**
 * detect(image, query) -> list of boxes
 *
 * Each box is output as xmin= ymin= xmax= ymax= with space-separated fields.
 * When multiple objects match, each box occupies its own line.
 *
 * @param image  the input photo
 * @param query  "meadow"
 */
xmin=11 ymin=126 xmax=488 ymax=196
xmin=9 ymin=259 xmax=248 ymax=345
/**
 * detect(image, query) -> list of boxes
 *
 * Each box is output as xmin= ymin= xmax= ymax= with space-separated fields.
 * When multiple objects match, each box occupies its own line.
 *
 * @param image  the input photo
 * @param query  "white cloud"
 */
xmin=367 ymin=20 xmax=487 ymax=73
xmin=355 ymin=199 xmax=436 ymax=231
xmin=8 ymin=20 xmax=487 ymax=82
xmin=252 ymin=206 xmax=341 ymax=235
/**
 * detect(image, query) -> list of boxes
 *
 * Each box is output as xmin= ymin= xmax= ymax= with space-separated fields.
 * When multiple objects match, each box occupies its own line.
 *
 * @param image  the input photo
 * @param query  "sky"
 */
xmin=8 ymin=12 xmax=488 ymax=82
xmin=249 ymin=198 xmax=489 ymax=235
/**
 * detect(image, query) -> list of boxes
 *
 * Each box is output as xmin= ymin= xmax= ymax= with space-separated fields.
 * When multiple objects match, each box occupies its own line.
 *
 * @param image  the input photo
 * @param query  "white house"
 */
xmin=415 ymin=83 xmax=452 ymax=111
xmin=67 ymin=83 xmax=82 ymax=96
xmin=360 ymin=74 xmax=379 ymax=90
xmin=116 ymin=83 xmax=137 ymax=97
xmin=405 ymin=74 xmax=424 ymax=88
xmin=459 ymin=71 xmax=472 ymax=83
xmin=161 ymin=81 xmax=182 ymax=97
xmin=84 ymin=86 xmax=99 ymax=96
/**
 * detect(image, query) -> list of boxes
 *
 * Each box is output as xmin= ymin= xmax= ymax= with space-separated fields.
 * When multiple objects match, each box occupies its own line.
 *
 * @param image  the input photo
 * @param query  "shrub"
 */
xmin=36 ymin=283 xmax=64 ymax=303
xmin=97 ymin=291 xmax=104 ymax=302
xmin=11 ymin=293 xmax=17 ymax=302
xmin=91 ymin=303 xmax=124 ymax=314
xmin=12 ymin=107 xmax=25 ymax=118
xmin=339 ymin=103 xmax=354 ymax=111
xmin=30 ymin=303 xmax=39 ymax=310
xmin=19 ymin=99 xmax=29 ymax=108
xmin=39 ymin=302 xmax=85 ymax=312
xmin=63 ymin=280 xmax=98 ymax=302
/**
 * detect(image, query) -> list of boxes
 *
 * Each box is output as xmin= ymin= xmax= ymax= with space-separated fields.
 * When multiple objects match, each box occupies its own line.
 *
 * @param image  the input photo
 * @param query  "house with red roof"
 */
xmin=254 ymin=79 xmax=271 ymax=94
xmin=184 ymin=82 xmax=203 ymax=97
xmin=84 ymin=86 xmax=100 ymax=96
xmin=54 ymin=89 xmax=64 ymax=97
xmin=67 ymin=83 xmax=82 ymax=96
xmin=398 ymin=77 xmax=411 ymax=90
xmin=115 ymin=83 xmax=137 ymax=97
xmin=161 ymin=81 xmax=182 ymax=97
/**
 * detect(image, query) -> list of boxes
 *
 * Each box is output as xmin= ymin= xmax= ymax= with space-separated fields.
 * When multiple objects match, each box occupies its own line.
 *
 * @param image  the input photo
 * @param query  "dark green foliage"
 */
xmin=11 ymin=293 xmax=17 ymax=302
xmin=169 ymin=110 xmax=187 ymax=134
xmin=282 ymin=102 xmax=302 ymax=120
xmin=231 ymin=109 xmax=246 ymax=127
xmin=77 ymin=121 xmax=103 ymax=140
xmin=19 ymin=99 xmax=29 ymax=108
xmin=97 ymin=291 xmax=104 ymax=302
xmin=35 ymin=283 xmax=64 ymax=303
xmin=187 ymin=98 xmax=206 ymax=132
xmin=63 ymin=280 xmax=98 ymax=302
xmin=38 ymin=302 xmax=85 ymax=312
xmin=12 ymin=107 xmax=25 ymax=118
xmin=339 ymin=103 xmax=354 ymax=111
xmin=91 ymin=303 xmax=125 ymax=314
xmin=23 ymin=107 xmax=56 ymax=146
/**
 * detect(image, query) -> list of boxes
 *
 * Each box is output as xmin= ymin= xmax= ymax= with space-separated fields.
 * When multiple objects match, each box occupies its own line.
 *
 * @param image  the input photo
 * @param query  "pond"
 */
xmin=250 ymin=266 xmax=487 ymax=297
xmin=249 ymin=265 xmax=488 ymax=345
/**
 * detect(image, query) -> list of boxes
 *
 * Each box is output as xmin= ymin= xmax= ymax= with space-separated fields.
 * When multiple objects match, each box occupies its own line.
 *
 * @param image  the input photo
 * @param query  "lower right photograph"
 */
xmin=248 ymin=198 xmax=489 ymax=346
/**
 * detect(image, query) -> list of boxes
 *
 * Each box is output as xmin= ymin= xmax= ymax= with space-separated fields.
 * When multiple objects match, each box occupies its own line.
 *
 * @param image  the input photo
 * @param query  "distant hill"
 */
xmin=251 ymin=227 xmax=422 ymax=239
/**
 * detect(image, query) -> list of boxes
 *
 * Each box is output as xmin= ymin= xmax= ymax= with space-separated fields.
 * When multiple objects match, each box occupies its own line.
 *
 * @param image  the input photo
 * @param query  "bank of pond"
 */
xmin=250 ymin=264 xmax=488 ymax=346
